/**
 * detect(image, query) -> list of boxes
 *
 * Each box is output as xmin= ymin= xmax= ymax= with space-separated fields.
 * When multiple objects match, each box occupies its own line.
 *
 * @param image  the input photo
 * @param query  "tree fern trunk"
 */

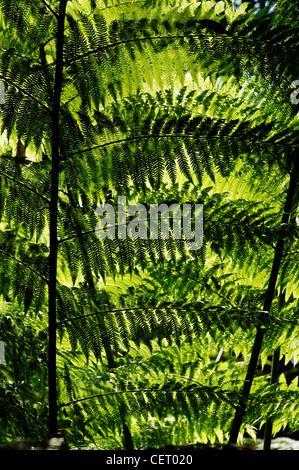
xmin=48 ymin=0 xmax=68 ymax=437
xmin=263 ymin=280 xmax=286 ymax=449
xmin=122 ymin=422 xmax=134 ymax=450
xmin=229 ymin=155 xmax=299 ymax=444
xmin=263 ymin=346 xmax=281 ymax=449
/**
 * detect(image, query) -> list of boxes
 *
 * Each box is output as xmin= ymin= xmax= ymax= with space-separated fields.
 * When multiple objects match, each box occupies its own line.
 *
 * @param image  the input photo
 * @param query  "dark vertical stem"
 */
xmin=263 ymin=288 xmax=285 ymax=450
xmin=228 ymin=328 xmax=264 ymax=444
xmin=229 ymin=156 xmax=299 ymax=444
xmin=123 ymin=422 xmax=134 ymax=450
xmin=263 ymin=346 xmax=281 ymax=449
xmin=48 ymin=0 xmax=67 ymax=437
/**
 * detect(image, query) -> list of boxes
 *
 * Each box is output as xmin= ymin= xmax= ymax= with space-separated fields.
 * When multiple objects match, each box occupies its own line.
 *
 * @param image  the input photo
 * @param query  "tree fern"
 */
xmin=0 ymin=0 xmax=298 ymax=450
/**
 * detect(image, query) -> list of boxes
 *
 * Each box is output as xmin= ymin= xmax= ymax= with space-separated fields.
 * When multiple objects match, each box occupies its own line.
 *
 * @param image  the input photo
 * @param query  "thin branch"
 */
xmin=64 ymin=32 xmax=286 ymax=66
xmin=63 ymin=93 xmax=80 ymax=106
xmin=41 ymin=0 xmax=58 ymax=18
xmin=0 ymin=171 xmax=50 ymax=205
xmin=96 ymin=0 xmax=147 ymax=11
xmin=60 ymin=134 xmax=188 ymax=160
xmin=176 ymin=269 xmax=237 ymax=309
xmin=282 ymin=250 xmax=299 ymax=258
xmin=58 ymin=388 xmax=166 ymax=408
xmin=228 ymin=154 xmax=299 ymax=445
xmin=264 ymin=288 xmax=285 ymax=450
xmin=58 ymin=228 xmax=95 ymax=244
xmin=56 ymin=303 xmax=261 ymax=328
xmin=58 ymin=384 xmax=232 ymax=409
xmin=13 ymin=396 xmax=48 ymax=433
xmin=4 ymin=330 xmax=48 ymax=365
xmin=64 ymin=34 xmax=201 ymax=65
xmin=58 ymin=217 xmax=143 ymax=243
xmin=0 ymin=249 xmax=48 ymax=284
xmin=42 ymin=36 xmax=55 ymax=48
xmin=57 ymin=213 xmax=194 ymax=244
xmin=0 ymin=75 xmax=52 ymax=114
xmin=60 ymin=132 xmax=285 ymax=162
xmin=57 ymin=305 xmax=200 ymax=326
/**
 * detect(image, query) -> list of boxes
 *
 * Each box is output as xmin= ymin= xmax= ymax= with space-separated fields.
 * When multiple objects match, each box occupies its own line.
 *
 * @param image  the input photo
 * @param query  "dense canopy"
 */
xmin=0 ymin=0 xmax=298 ymax=451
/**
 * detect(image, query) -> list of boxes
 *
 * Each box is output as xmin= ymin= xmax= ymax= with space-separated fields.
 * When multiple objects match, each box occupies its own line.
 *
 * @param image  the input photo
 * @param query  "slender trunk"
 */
xmin=123 ymin=422 xmax=134 ymax=450
xmin=229 ymin=156 xmax=299 ymax=444
xmin=263 ymin=286 xmax=286 ymax=449
xmin=263 ymin=346 xmax=281 ymax=449
xmin=48 ymin=0 xmax=68 ymax=437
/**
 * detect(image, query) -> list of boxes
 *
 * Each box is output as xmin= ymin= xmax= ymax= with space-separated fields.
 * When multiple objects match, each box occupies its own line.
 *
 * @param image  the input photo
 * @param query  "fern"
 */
xmin=0 ymin=0 xmax=298 ymax=450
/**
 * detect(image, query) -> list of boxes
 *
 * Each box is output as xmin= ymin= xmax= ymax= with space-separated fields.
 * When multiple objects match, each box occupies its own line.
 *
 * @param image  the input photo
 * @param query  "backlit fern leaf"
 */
xmin=0 ymin=0 xmax=298 ymax=450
